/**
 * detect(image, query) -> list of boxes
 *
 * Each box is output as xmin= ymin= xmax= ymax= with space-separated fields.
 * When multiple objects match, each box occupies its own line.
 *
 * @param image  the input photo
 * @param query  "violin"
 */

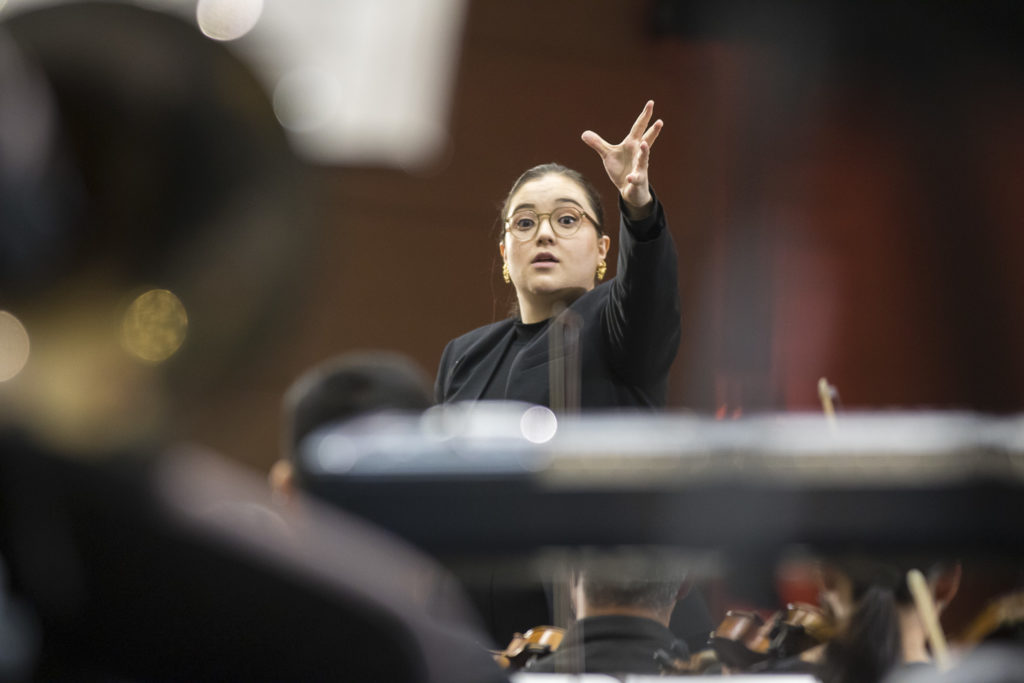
xmin=657 ymin=607 xmax=782 ymax=675
xmin=776 ymin=602 xmax=837 ymax=655
xmin=709 ymin=609 xmax=773 ymax=670
xmin=709 ymin=603 xmax=836 ymax=672
xmin=956 ymin=590 xmax=1024 ymax=646
xmin=491 ymin=625 xmax=565 ymax=670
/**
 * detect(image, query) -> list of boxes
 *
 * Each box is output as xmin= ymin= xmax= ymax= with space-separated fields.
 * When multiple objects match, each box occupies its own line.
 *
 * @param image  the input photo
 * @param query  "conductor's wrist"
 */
xmin=622 ymin=194 xmax=654 ymax=221
xmin=619 ymin=186 xmax=662 ymax=240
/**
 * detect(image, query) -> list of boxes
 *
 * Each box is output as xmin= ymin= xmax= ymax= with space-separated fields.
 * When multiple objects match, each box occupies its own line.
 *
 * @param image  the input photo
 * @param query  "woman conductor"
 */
xmin=435 ymin=101 xmax=680 ymax=409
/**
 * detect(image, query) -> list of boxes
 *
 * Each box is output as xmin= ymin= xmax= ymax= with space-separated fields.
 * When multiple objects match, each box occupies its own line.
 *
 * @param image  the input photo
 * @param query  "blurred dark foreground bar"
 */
xmin=299 ymin=407 xmax=1024 ymax=557
xmin=0 ymin=431 xmax=508 ymax=683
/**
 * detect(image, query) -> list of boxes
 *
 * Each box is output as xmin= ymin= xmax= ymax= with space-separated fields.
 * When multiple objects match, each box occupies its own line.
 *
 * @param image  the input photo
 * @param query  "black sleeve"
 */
xmin=601 ymin=188 xmax=682 ymax=384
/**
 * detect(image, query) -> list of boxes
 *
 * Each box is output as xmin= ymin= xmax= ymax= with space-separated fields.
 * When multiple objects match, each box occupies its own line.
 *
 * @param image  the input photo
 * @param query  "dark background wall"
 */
xmin=180 ymin=0 xmax=1024 ymax=471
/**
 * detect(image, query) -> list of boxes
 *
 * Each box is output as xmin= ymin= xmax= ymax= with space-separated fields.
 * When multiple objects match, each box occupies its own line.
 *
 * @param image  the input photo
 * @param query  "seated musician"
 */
xmin=526 ymin=549 xmax=691 ymax=676
xmin=269 ymin=350 xmax=433 ymax=502
xmin=755 ymin=555 xmax=962 ymax=683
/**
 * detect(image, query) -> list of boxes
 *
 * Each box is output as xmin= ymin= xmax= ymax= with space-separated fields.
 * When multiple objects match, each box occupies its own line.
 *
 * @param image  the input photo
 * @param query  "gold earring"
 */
xmin=502 ymin=262 xmax=511 ymax=284
xmin=596 ymin=260 xmax=607 ymax=281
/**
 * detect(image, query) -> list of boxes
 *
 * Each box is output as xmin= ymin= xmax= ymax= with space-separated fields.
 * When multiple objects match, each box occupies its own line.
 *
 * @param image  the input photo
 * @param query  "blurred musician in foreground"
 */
xmin=0 ymin=5 xmax=506 ymax=679
xmin=526 ymin=549 xmax=691 ymax=676
xmin=435 ymin=101 xmax=680 ymax=410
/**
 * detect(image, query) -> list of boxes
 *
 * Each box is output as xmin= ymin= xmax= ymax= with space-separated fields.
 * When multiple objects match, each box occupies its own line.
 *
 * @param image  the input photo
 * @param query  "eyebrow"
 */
xmin=510 ymin=198 xmax=585 ymax=214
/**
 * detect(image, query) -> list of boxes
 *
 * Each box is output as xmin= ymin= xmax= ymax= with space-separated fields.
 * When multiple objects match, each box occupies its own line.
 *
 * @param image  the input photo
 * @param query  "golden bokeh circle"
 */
xmin=121 ymin=289 xmax=188 ymax=363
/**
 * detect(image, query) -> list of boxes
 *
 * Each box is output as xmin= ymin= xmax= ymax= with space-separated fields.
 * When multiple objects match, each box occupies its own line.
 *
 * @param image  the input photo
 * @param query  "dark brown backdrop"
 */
xmin=184 ymin=0 xmax=1024 ymax=470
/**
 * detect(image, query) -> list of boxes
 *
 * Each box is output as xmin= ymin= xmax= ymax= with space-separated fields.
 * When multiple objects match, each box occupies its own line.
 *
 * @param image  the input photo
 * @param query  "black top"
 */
xmin=526 ymin=615 xmax=689 ymax=676
xmin=481 ymin=320 xmax=549 ymax=400
xmin=436 ymin=191 xmax=680 ymax=409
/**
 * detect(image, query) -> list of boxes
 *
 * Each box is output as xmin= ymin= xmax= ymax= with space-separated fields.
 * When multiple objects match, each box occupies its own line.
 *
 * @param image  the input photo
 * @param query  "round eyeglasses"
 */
xmin=504 ymin=206 xmax=594 ymax=241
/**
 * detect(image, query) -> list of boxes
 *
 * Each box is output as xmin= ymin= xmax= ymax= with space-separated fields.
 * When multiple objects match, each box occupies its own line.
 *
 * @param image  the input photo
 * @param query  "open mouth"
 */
xmin=532 ymin=253 xmax=559 ymax=264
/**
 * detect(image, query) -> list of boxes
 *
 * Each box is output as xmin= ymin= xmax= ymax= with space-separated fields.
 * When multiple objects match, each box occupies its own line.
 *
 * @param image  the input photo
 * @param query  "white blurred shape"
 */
xmin=0 ymin=311 xmax=30 ymax=382
xmin=196 ymin=0 xmax=263 ymax=42
xmin=3 ymin=0 xmax=467 ymax=169
xmin=272 ymin=66 xmax=341 ymax=133
xmin=312 ymin=433 xmax=360 ymax=474
xmin=241 ymin=0 xmax=467 ymax=168
xmin=520 ymin=406 xmax=558 ymax=444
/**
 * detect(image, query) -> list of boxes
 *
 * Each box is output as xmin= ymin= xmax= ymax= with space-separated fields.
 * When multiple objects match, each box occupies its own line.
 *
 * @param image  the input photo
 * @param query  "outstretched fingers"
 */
xmin=637 ymin=140 xmax=651 ymax=172
xmin=627 ymin=142 xmax=650 ymax=185
xmin=642 ymin=119 xmax=663 ymax=149
xmin=581 ymin=130 xmax=611 ymax=157
xmin=628 ymin=100 xmax=655 ymax=140
xmin=582 ymin=101 xmax=660 ymax=203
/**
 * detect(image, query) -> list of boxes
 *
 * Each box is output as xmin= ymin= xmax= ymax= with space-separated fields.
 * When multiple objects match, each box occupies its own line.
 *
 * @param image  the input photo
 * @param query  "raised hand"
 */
xmin=581 ymin=100 xmax=663 ymax=210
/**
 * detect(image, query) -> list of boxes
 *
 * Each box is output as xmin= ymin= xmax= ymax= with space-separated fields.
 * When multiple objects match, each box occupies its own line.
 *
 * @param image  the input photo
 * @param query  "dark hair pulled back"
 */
xmin=819 ymin=584 xmax=903 ymax=683
xmin=819 ymin=558 xmax=952 ymax=683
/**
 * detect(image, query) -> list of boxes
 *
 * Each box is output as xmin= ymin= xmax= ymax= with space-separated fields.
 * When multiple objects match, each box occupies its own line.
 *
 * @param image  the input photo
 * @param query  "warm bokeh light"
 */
xmin=121 ymin=289 xmax=188 ymax=363
xmin=196 ymin=0 xmax=263 ymax=42
xmin=6 ymin=293 xmax=169 ymax=455
xmin=0 ymin=311 xmax=30 ymax=382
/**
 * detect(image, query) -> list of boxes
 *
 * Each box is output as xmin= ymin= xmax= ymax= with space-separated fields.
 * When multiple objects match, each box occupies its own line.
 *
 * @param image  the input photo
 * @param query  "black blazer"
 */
xmin=435 ymin=193 xmax=680 ymax=409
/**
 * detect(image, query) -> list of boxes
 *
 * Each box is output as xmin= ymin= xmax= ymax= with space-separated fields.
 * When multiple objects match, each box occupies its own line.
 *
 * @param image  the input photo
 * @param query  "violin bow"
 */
xmin=817 ymin=377 xmax=839 ymax=430
xmin=907 ymin=568 xmax=952 ymax=671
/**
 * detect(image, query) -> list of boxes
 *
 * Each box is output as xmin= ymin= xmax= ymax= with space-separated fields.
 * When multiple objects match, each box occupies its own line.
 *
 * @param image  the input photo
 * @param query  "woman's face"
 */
xmin=500 ymin=173 xmax=610 ymax=307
